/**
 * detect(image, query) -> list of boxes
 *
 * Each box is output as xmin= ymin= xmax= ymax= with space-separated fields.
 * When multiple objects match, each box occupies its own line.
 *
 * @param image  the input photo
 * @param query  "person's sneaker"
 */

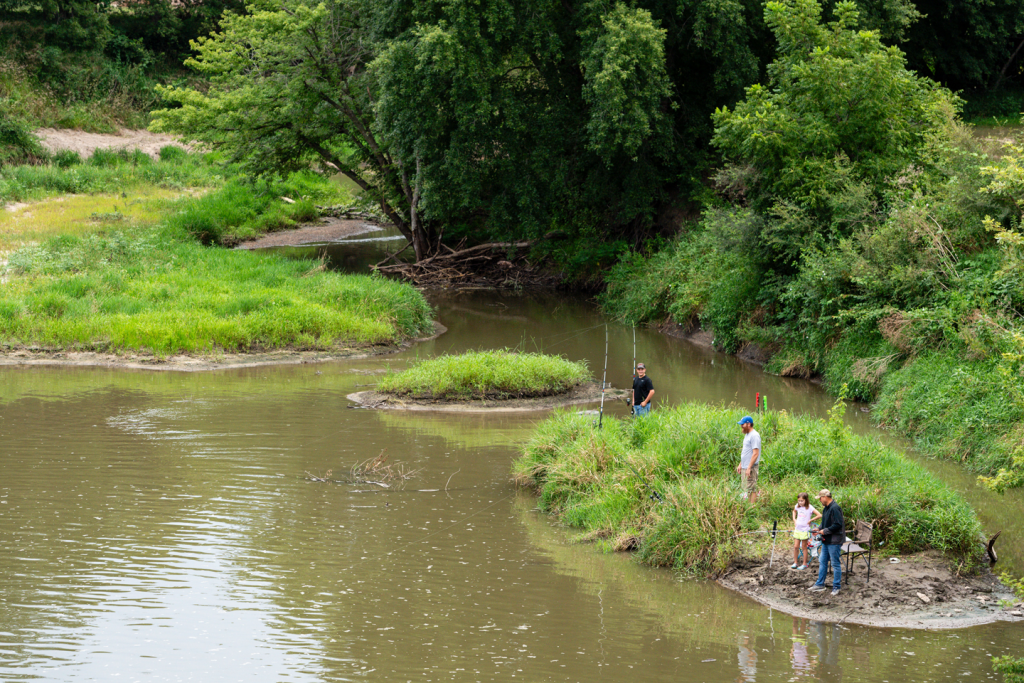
xmin=808 ymin=584 xmax=827 ymax=592
xmin=797 ymin=564 xmax=808 ymax=570
xmin=790 ymin=563 xmax=799 ymax=569
xmin=831 ymin=588 xmax=840 ymax=596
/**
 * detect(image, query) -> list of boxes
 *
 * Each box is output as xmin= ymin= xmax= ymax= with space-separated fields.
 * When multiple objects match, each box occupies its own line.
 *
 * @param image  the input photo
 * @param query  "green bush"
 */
xmin=52 ymin=150 xmax=82 ymax=168
xmin=993 ymin=656 xmax=1024 ymax=683
xmin=513 ymin=399 xmax=984 ymax=574
xmin=874 ymin=351 xmax=1023 ymax=477
xmin=0 ymin=149 xmax=221 ymax=203
xmin=0 ymin=109 xmax=46 ymax=166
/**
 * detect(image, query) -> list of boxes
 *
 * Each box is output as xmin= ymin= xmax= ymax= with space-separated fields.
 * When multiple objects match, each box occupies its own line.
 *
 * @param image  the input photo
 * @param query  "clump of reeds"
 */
xmin=376 ymin=349 xmax=591 ymax=400
xmin=513 ymin=398 xmax=984 ymax=575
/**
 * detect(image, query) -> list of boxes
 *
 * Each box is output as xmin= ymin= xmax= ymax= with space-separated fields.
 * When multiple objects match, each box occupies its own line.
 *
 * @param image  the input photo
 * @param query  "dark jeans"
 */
xmin=816 ymin=543 xmax=842 ymax=589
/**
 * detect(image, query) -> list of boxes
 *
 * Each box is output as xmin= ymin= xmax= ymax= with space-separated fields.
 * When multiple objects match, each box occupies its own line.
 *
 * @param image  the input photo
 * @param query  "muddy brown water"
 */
xmin=1 ymin=232 xmax=1022 ymax=681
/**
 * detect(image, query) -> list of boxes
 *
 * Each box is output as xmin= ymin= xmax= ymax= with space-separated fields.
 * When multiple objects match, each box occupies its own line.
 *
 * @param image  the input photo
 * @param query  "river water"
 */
xmin=1 ymin=230 xmax=1021 ymax=681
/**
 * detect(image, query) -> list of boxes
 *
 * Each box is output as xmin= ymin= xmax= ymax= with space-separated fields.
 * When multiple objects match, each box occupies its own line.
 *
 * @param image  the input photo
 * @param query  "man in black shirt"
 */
xmin=632 ymin=363 xmax=655 ymax=417
xmin=809 ymin=489 xmax=845 ymax=596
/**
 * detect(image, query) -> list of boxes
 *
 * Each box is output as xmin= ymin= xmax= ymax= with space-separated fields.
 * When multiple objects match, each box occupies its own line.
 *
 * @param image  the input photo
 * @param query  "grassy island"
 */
xmin=377 ymin=350 xmax=591 ymax=400
xmin=513 ymin=400 xmax=983 ymax=576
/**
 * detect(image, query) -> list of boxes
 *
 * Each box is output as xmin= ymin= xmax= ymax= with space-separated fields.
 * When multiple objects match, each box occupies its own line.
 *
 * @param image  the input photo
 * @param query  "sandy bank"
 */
xmin=348 ymin=382 xmax=629 ymax=413
xmin=234 ymin=219 xmax=383 ymax=249
xmin=35 ymin=128 xmax=188 ymax=159
xmin=718 ymin=550 xmax=1022 ymax=629
xmin=0 ymin=323 xmax=446 ymax=372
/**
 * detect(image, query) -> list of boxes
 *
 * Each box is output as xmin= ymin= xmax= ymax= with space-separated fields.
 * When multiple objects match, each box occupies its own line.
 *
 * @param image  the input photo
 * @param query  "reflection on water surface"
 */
xmin=1 ymin=259 xmax=1022 ymax=681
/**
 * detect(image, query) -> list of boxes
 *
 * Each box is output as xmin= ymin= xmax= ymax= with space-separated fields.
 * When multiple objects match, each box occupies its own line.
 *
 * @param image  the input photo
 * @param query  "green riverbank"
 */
xmin=513 ymin=400 xmax=983 ymax=576
xmin=0 ymin=152 xmax=433 ymax=356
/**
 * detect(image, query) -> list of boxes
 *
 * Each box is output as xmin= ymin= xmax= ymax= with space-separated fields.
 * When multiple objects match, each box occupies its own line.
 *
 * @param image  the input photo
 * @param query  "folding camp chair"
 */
xmin=841 ymin=520 xmax=873 ymax=586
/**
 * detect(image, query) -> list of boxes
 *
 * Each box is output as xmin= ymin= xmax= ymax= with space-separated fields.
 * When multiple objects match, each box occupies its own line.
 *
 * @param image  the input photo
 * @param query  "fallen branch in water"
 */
xmin=372 ymin=237 xmax=561 ymax=288
xmin=352 ymin=449 xmax=421 ymax=484
xmin=304 ymin=450 xmax=421 ymax=487
xmin=305 ymin=469 xmax=334 ymax=482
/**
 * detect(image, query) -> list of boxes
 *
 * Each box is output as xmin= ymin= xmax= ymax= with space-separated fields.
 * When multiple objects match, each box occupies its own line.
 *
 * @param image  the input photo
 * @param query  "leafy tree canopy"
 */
xmin=711 ymin=0 xmax=957 ymax=266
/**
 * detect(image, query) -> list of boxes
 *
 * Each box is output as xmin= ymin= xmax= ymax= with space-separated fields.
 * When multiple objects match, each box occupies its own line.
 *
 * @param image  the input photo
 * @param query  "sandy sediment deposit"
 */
xmin=719 ymin=550 xmax=1022 ymax=629
xmin=35 ymin=128 xmax=189 ymax=159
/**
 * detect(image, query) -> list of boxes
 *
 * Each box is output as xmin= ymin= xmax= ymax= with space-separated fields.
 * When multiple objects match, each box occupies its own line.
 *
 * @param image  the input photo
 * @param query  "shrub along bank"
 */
xmin=377 ymin=350 xmax=591 ymax=400
xmin=512 ymin=400 xmax=983 ymax=576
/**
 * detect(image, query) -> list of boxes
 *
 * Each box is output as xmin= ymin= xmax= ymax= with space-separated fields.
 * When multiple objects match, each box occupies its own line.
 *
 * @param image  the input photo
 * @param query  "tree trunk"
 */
xmin=994 ymin=36 xmax=1024 ymax=90
xmin=405 ymin=156 xmax=430 ymax=261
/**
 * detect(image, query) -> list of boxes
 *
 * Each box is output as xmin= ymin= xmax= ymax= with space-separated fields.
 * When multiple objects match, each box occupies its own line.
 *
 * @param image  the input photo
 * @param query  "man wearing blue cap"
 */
xmin=736 ymin=416 xmax=761 ymax=503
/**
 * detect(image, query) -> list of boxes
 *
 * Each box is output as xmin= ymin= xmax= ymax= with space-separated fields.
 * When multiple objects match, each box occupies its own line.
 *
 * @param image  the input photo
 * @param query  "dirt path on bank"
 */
xmin=719 ymin=550 xmax=1022 ymax=629
xmin=36 ymin=128 xmax=189 ymax=159
xmin=348 ymin=383 xmax=630 ymax=413
xmin=234 ymin=219 xmax=382 ymax=249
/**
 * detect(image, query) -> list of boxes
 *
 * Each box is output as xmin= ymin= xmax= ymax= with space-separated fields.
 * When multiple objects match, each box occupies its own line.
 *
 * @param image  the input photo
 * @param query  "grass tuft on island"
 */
xmin=377 ymin=350 xmax=591 ymax=400
xmin=512 ymin=398 xmax=983 ymax=577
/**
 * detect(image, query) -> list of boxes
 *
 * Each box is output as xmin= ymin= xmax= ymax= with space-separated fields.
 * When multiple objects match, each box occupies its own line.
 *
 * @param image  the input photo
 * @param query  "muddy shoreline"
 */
xmin=234 ymin=218 xmax=383 ymax=249
xmin=718 ymin=550 xmax=1022 ymax=629
xmin=0 ymin=322 xmax=447 ymax=372
xmin=348 ymin=382 xmax=629 ymax=413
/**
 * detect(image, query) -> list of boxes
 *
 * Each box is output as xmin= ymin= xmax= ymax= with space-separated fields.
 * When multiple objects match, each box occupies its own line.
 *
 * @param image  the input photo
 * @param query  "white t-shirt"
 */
xmin=794 ymin=505 xmax=817 ymax=532
xmin=740 ymin=429 xmax=761 ymax=468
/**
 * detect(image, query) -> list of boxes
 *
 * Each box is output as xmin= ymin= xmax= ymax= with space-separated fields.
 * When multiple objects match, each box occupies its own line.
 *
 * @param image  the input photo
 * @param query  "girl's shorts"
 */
xmin=793 ymin=531 xmax=810 ymax=540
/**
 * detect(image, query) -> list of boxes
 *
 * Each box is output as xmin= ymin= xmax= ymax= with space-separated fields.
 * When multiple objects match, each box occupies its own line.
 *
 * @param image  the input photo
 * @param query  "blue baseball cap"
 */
xmin=737 ymin=416 xmax=754 ymax=425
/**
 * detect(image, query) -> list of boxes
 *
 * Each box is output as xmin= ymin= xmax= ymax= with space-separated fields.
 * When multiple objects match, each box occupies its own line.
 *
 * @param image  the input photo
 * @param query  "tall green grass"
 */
xmin=875 ymin=350 xmax=1024 ymax=489
xmin=164 ymin=171 xmax=349 ymax=246
xmin=0 ymin=147 xmax=222 ymax=203
xmin=513 ymin=399 xmax=983 ymax=575
xmin=0 ymin=225 xmax=432 ymax=355
xmin=377 ymin=350 xmax=591 ymax=399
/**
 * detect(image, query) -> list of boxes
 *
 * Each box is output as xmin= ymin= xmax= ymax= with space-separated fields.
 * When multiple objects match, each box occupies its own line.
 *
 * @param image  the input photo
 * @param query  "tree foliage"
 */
xmin=152 ymin=0 xmax=438 ymax=258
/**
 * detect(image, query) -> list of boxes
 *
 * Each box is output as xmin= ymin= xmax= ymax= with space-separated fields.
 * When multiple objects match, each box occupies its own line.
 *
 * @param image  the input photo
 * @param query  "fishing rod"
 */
xmin=630 ymin=326 xmax=636 ymax=415
xmin=598 ymin=323 xmax=608 ymax=429
xmin=620 ymin=457 xmax=664 ymax=502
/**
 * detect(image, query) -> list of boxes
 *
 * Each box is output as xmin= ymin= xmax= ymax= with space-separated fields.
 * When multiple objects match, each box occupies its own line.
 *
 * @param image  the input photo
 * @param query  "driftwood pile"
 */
xmin=373 ymin=239 xmax=557 ymax=288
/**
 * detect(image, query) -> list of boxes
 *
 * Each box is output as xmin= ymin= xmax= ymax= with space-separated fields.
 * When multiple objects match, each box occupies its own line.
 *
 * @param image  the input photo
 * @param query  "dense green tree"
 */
xmin=369 ymin=0 xmax=770 ymax=251
xmin=154 ymin=0 xmax=775 ymax=260
xmin=712 ymin=0 xmax=957 ymax=269
xmin=151 ymin=0 xmax=440 ymax=258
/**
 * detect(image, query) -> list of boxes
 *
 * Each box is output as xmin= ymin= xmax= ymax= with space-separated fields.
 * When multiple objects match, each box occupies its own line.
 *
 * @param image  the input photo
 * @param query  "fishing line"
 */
xmin=537 ymin=321 xmax=610 ymax=352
